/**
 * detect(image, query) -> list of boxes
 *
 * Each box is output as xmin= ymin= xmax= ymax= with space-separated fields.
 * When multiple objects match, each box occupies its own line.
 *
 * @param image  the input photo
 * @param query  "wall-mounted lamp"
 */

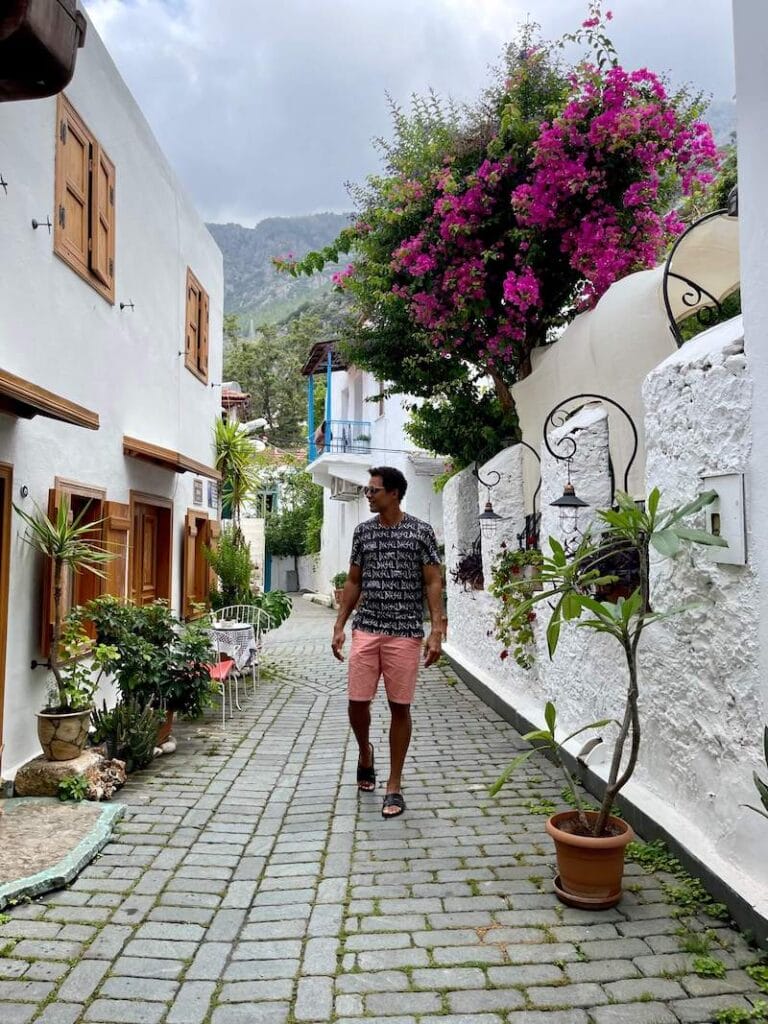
xmin=473 ymin=465 xmax=504 ymax=540
xmin=543 ymin=392 xmax=639 ymax=546
xmin=19 ymin=485 xmax=29 ymax=499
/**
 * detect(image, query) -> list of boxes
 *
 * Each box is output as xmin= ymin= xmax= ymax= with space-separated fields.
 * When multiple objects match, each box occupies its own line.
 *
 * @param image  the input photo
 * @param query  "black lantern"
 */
xmin=550 ymin=476 xmax=589 ymax=536
xmin=473 ymin=466 xmax=504 ymax=540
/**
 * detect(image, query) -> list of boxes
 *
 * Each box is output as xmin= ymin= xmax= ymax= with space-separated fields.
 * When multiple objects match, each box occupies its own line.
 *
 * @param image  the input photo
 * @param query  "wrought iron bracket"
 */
xmin=543 ymin=393 xmax=638 ymax=502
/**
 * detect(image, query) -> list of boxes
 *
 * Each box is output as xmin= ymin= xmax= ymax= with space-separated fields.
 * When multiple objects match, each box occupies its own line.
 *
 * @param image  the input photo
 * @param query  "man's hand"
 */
xmin=423 ymin=629 xmax=442 ymax=668
xmin=332 ymin=625 xmax=346 ymax=662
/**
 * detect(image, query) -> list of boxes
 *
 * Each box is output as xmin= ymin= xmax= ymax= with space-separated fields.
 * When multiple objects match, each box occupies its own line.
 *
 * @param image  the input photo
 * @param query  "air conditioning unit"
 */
xmin=330 ymin=476 xmax=362 ymax=502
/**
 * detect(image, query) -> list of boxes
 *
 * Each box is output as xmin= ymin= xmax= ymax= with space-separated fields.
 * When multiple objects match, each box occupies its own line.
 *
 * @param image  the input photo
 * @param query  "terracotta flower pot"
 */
xmin=156 ymin=709 xmax=175 ymax=746
xmin=37 ymin=707 xmax=92 ymax=761
xmin=546 ymin=809 xmax=634 ymax=910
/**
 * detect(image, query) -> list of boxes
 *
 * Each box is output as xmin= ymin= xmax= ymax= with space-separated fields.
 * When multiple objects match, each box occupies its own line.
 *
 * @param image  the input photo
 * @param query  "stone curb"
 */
xmin=0 ymin=797 xmax=125 ymax=910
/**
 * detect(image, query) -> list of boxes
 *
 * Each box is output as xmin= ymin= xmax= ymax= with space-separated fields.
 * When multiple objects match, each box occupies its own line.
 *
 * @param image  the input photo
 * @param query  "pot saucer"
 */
xmin=553 ymin=873 xmax=622 ymax=910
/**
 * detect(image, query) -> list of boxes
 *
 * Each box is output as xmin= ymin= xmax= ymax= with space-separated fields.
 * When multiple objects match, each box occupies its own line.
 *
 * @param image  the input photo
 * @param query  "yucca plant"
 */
xmin=214 ymin=419 xmax=258 ymax=533
xmin=15 ymin=497 xmax=113 ymax=710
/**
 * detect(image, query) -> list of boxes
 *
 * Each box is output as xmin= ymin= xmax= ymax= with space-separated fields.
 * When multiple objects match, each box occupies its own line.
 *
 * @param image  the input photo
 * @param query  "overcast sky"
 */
xmin=83 ymin=0 xmax=735 ymax=226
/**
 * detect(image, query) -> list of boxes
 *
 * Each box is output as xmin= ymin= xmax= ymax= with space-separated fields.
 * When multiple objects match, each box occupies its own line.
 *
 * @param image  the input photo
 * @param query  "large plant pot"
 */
xmin=156 ymin=709 xmax=174 ymax=746
xmin=546 ymin=810 xmax=634 ymax=910
xmin=36 ymin=707 xmax=91 ymax=761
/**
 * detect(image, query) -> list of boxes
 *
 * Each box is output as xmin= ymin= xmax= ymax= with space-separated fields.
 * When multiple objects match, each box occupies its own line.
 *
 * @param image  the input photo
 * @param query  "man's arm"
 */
xmin=423 ymin=562 xmax=443 ymax=667
xmin=331 ymin=564 xmax=362 ymax=661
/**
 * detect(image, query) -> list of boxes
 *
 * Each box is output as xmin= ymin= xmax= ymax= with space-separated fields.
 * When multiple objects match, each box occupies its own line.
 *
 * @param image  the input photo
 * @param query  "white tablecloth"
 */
xmin=210 ymin=624 xmax=258 ymax=671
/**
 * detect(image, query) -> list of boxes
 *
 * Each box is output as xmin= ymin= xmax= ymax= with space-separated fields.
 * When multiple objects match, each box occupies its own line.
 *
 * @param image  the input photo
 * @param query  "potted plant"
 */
xmin=490 ymin=488 xmax=726 ymax=907
xmin=450 ymin=539 xmax=484 ymax=591
xmin=88 ymin=596 xmax=214 ymax=744
xmin=331 ymin=571 xmax=348 ymax=608
xmin=91 ymin=697 xmax=165 ymax=772
xmin=15 ymin=498 xmax=114 ymax=760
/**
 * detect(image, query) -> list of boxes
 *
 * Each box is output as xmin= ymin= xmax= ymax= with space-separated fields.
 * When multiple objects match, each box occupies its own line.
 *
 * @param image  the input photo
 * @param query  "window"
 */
xmin=129 ymin=493 xmax=173 ymax=606
xmin=41 ymin=480 xmax=128 ymax=655
xmin=54 ymin=95 xmax=116 ymax=303
xmin=185 ymin=268 xmax=210 ymax=383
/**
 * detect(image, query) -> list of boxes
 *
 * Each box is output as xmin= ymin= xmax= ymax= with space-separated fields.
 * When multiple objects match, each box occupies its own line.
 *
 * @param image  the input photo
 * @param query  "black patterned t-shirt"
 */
xmin=349 ymin=513 xmax=441 ymax=638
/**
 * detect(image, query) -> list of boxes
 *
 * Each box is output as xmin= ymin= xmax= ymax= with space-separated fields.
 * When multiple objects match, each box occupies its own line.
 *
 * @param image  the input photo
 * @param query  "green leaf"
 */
xmin=743 ymin=803 xmax=768 ymax=822
xmin=546 ymin=616 xmax=561 ymax=659
xmin=488 ymin=749 xmax=537 ymax=796
xmin=549 ymin=536 xmax=566 ymax=567
xmin=673 ymin=526 xmax=729 ymax=547
xmin=523 ymin=729 xmax=554 ymax=743
xmin=754 ymin=772 xmax=768 ymax=812
xmin=577 ymin=594 xmax=617 ymax=622
xmin=661 ymin=490 xmax=718 ymax=527
xmin=561 ymin=592 xmax=581 ymax=621
xmin=561 ymin=719 xmax=617 ymax=745
xmin=647 ymin=487 xmax=660 ymax=521
xmin=763 ymin=726 xmax=768 ymax=770
xmin=650 ymin=530 xmax=681 ymax=557
xmin=544 ymin=701 xmax=556 ymax=737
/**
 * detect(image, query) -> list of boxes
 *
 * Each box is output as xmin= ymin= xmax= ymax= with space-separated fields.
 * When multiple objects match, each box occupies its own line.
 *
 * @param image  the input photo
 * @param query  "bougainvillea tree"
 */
xmin=276 ymin=4 xmax=718 ymax=465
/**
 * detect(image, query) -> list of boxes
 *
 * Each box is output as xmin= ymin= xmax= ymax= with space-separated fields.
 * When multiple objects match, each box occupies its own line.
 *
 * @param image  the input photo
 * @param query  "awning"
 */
xmin=662 ymin=208 xmax=740 ymax=345
xmin=0 ymin=368 xmax=99 ymax=430
xmin=123 ymin=436 xmax=221 ymax=481
xmin=301 ymin=340 xmax=347 ymax=377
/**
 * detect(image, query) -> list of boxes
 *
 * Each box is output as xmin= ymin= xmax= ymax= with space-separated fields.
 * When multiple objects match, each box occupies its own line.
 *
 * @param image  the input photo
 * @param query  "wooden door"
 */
xmin=0 ymin=465 xmax=12 ymax=774
xmin=131 ymin=498 xmax=172 ymax=606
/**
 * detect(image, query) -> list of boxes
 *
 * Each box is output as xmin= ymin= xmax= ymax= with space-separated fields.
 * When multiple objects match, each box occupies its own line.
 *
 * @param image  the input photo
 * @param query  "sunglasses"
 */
xmin=363 ymin=486 xmax=386 ymax=495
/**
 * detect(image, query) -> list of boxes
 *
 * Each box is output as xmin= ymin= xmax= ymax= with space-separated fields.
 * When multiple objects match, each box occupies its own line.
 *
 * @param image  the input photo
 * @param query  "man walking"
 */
xmin=331 ymin=466 xmax=443 ymax=818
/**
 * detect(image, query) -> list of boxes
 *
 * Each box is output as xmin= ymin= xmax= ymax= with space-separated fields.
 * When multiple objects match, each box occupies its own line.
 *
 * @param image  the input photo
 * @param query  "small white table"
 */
xmin=210 ymin=623 xmax=258 ymax=711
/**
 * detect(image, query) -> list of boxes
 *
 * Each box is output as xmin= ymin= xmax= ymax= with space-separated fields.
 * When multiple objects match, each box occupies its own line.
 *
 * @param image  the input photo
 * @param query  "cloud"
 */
xmin=83 ymin=0 xmax=735 ymax=225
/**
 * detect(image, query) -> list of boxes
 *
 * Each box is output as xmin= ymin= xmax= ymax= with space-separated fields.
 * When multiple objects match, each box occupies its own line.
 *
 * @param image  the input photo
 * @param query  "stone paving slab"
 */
xmin=0 ymin=598 xmax=765 ymax=1023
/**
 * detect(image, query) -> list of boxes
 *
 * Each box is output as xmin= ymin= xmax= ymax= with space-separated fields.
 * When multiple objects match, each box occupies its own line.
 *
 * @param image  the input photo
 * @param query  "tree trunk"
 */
xmin=489 ymin=369 xmax=515 ymax=414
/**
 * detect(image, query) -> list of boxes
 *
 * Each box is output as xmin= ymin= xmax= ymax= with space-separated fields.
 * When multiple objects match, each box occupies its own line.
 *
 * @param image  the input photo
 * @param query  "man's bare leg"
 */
xmin=348 ymin=700 xmax=375 ymax=791
xmin=384 ymin=700 xmax=411 ymax=814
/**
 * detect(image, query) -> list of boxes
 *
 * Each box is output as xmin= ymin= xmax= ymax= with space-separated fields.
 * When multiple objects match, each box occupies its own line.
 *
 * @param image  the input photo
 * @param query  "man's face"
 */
xmin=365 ymin=475 xmax=395 ymax=513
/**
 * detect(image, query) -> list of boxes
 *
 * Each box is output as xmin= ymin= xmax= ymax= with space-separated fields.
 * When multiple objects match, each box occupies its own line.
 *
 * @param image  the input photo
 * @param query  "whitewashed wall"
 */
xmin=444 ymin=318 xmax=766 ymax=919
xmin=0 ymin=17 xmax=223 ymax=776
xmin=271 ymin=553 xmax=322 ymax=594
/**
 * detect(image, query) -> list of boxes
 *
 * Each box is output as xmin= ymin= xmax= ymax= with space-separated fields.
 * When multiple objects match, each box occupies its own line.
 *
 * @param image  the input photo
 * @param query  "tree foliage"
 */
xmin=276 ymin=5 xmax=719 ymax=464
xmin=223 ymin=310 xmax=327 ymax=449
xmin=265 ymin=471 xmax=323 ymax=559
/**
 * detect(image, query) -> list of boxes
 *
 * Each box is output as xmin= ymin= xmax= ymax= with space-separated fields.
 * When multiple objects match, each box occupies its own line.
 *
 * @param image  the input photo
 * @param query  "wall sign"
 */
xmin=193 ymin=479 xmax=204 ymax=506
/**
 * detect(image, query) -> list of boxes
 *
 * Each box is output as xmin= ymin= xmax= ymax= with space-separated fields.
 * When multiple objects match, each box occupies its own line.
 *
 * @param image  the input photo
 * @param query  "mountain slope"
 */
xmin=207 ymin=213 xmax=350 ymax=323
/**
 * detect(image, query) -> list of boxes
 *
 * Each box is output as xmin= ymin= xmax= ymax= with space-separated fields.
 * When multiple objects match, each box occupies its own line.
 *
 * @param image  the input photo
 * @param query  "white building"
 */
xmin=301 ymin=341 xmax=445 ymax=596
xmin=0 ymin=15 xmax=223 ymax=778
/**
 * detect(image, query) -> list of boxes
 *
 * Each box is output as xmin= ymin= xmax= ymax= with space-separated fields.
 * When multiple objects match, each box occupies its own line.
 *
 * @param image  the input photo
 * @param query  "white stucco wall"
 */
xmin=271 ymin=553 xmax=322 ymax=594
xmin=734 ymin=1 xmax=768 ymax=734
xmin=445 ymin=318 xmax=767 ymax=917
xmin=0 ymin=18 xmax=223 ymax=776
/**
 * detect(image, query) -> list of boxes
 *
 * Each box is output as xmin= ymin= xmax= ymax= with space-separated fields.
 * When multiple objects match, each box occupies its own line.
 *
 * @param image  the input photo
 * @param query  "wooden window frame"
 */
xmin=129 ymin=491 xmax=174 ymax=607
xmin=54 ymin=94 xmax=116 ymax=305
xmin=41 ymin=480 xmax=107 ymax=655
xmin=185 ymin=268 xmax=209 ymax=384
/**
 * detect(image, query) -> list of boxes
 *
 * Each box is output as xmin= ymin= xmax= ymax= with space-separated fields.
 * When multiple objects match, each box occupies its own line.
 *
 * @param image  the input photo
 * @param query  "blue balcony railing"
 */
xmin=327 ymin=420 xmax=371 ymax=455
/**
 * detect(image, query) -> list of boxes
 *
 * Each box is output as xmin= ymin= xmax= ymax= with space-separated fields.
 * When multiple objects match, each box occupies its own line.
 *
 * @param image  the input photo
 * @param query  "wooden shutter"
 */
xmin=89 ymin=142 xmax=116 ymax=295
xmin=206 ymin=519 xmax=221 ymax=598
xmin=185 ymin=270 xmax=200 ymax=373
xmin=182 ymin=511 xmax=198 ymax=620
xmin=54 ymin=96 xmax=90 ymax=273
xmin=197 ymin=289 xmax=209 ymax=380
xmin=102 ymin=501 xmax=130 ymax=600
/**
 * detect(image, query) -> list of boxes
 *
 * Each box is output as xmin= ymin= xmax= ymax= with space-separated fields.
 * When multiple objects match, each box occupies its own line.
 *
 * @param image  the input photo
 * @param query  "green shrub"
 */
xmin=91 ymin=698 xmax=164 ymax=771
xmin=58 ymin=775 xmax=89 ymax=802
xmin=205 ymin=530 xmax=254 ymax=608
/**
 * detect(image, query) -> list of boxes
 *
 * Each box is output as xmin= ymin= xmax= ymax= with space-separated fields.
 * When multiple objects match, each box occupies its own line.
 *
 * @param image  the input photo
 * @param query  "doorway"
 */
xmin=130 ymin=493 xmax=172 ymax=606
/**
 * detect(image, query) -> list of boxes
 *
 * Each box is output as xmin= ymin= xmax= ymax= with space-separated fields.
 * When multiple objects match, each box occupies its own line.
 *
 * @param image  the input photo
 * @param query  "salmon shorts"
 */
xmin=348 ymin=630 xmax=423 ymax=705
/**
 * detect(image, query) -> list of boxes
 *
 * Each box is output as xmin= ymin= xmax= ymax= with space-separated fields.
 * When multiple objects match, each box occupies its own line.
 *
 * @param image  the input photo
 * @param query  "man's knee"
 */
xmin=348 ymin=699 xmax=371 ymax=714
xmin=388 ymin=700 xmax=411 ymax=718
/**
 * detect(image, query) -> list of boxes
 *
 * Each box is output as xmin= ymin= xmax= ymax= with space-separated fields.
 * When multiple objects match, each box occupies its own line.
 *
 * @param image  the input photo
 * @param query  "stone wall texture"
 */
xmin=444 ymin=316 xmax=766 ymax=919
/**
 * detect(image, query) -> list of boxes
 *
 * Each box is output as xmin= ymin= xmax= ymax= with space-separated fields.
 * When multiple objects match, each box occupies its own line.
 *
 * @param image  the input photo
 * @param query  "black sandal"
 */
xmin=381 ymin=792 xmax=406 ymax=818
xmin=356 ymin=744 xmax=376 ymax=792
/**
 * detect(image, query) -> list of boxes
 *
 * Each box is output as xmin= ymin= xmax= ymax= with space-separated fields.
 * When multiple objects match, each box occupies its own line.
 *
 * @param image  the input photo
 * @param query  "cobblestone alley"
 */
xmin=0 ymin=599 xmax=764 ymax=1024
